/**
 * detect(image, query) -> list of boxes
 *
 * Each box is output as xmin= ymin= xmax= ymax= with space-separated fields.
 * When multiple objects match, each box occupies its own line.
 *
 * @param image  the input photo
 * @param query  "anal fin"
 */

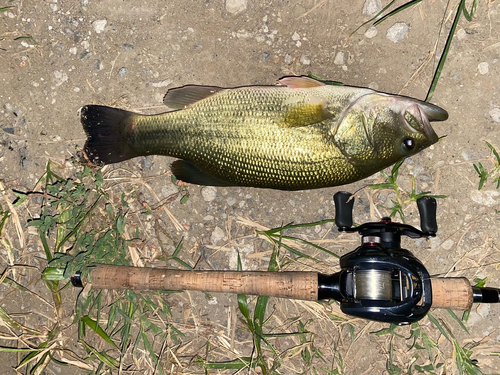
xmin=171 ymin=160 xmax=233 ymax=187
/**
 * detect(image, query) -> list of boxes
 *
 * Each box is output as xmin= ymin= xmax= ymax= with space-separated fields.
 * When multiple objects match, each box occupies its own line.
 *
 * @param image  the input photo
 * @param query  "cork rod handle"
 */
xmin=430 ymin=277 xmax=473 ymax=310
xmin=85 ymin=264 xmax=319 ymax=301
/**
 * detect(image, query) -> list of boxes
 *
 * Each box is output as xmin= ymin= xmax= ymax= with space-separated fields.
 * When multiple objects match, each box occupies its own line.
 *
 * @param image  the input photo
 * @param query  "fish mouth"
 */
xmin=404 ymin=100 xmax=447 ymax=144
xmin=418 ymin=102 xmax=447 ymax=144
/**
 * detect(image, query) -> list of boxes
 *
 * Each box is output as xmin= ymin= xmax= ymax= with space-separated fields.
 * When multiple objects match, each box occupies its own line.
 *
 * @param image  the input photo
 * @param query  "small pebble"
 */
xmin=211 ymin=226 xmax=226 ymax=245
xmin=364 ymin=26 xmax=378 ymax=39
xmin=93 ymin=59 xmax=103 ymax=70
xmin=123 ymin=44 xmax=134 ymax=50
xmin=291 ymin=32 xmax=300 ymax=41
xmin=151 ymin=79 xmax=173 ymax=88
xmin=386 ymin=22 xmax=409 ymax=43
xmin=117 ymin=67 xmax=128 ymax=77
xmin=300 ymin=55 xmax=310 ymax=65
xmin=201 ymin=186 xmax=217 ymax=202
xmin=284 ymin=54 xmax=292 ymax=64
xmin=478 ymin=62 xmax=489 ymax=75
xmin=456 ymin=28 xmax=467 ymax=41
xmin=53 ymin=70 xmax=68 ymax=86
xmin=470 ymin=190 xmax=500 ymax=207
xmin=92 ymin=19 xmax=107 ymax=34
xmin=490 ymin=108 xmax=500 ymax=123
xmin=477 ymin=303 xmax=490 ymax=318
xmin=441 ymin=239 xmax=454 ymax=250
xmin=141 ymin=156 xmax=153 ymax=169
xmin=363 ymin=0 xmax=382 ymax=16
xmin=226 ymin=0 xmax=247 ymax=15
xmin=334 ymin=51 xmax=344 ymax=65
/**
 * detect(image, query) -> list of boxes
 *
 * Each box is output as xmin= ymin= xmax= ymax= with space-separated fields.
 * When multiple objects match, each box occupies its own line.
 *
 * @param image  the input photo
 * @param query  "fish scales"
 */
xmin=81 ymin=76 xmax=448 ymax=190
xmin=129 ymin=87 xmax=361 ymax=189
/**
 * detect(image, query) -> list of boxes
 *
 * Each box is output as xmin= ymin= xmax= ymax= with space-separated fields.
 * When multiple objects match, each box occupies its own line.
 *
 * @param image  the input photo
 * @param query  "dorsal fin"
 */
xmin=278 ymin=96 xmax=332 ymax=127
xmin=163 ymin=85 xmax=223 ymax=109
xmin=278 ymin=76 xmax=326 ymax=89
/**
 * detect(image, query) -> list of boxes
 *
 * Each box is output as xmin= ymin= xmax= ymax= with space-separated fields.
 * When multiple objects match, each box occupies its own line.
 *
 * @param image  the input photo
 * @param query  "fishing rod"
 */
xmin=71 ymin=192 xmax=500 ymax=325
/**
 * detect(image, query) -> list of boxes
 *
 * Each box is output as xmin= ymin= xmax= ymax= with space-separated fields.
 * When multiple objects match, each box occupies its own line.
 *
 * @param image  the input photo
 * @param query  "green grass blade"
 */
xmin=81 ymin=340 xmax=119 ymax=369
xmin=348 ymin=0 xmax=397 ymax=38
xmin=374 ymin=0 xmax=422 ymax=26
xmin=446 ymin=309 xmax=469 ymax=334
xmin=427 ymin=313 xmax=450 ymax=341
xmin=486 ymin=142 xmax=500 ymax=164
xmin=0 ymin=6 xmax=15 ymax=13
xmin=199 ymin=357 xmax=253 ymax=370
xmin=425 ymin=0 xmax=464 ymax=102
xmin=462 ymin=0 xmax=477 ymax=21
xmin=81 ymin=316 xmax=119 ymax=350
xmin=268 ymin=234 xmax=339 ymax=259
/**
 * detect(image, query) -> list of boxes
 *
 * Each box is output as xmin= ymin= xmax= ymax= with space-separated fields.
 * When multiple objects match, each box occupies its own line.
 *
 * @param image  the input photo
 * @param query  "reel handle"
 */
xmin=417 ymin=196 xmax=438 ymax=235
xmin=334 ymin=191 xmax=354 ymax=230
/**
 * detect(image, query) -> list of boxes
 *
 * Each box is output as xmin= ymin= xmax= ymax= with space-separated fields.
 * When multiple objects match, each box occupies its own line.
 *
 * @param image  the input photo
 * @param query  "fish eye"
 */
xmin=402 ymin=138 xmax=415 ymax=152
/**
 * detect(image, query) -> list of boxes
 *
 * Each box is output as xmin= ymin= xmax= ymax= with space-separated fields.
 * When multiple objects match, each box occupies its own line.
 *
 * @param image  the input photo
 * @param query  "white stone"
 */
xmin=201 ymin=186 xmax=217 ymax=202
xmin=284 ymin=54 xmax=292 ymax=64
xmin=363 ymin=0 xmax=382 ymax=16
xmin=470 ymin=190 xmax=500 ymax=207
xmin=291 ymin=32 xmax=300 ymax=41
xmin=69 ymin=47 xmax=77 ymax=55
xmin=53 ymin=70 xmax=68 ymax=86
xmin=457 ymin=28 xmax=467 ymax=41
xmin=334 ymin=51 xmax=345 ymax=65
xmin=490 ymin=107 xmax=500 ymax=123
xmin=151 ymin=79 xmax=173 ymax=88
xmin=477 ymin=303 xmax=490 ymax=318
xmin=211 ymin=226 xmax=226 ymax=245
xmin=441 ymin=239 xmax=454 ymax=250
xmin=364 ymin=26 xmax=378 ymax=39
xmin=478 ymin=62 xmax=489 ymax=75
xmin=207 ymin=296 xmax=218 ymax=305
xmin=386 ymin=23 xmax=409 ymax=43
xmin=300 ymin=55 xmax=310 ymax=65
xmin=92 ymin=19 xmax=107 ymax=34
xmin=226 ymin=0 xmax=247 ymax=15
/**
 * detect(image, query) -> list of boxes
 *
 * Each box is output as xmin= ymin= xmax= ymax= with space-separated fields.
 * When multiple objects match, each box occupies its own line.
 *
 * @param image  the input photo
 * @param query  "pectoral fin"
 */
xmin=171 ymin=160 xmax=233 ymax=186
xmin=163 ymin=85 xmax=223 ymax=109
xmin=278 ymin=96 xmax=332 ymax=127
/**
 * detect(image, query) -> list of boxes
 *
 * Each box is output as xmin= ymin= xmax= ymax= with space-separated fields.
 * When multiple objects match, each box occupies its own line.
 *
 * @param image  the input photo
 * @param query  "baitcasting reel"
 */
xmin=317 ymin=192 xmax=437 ymax=324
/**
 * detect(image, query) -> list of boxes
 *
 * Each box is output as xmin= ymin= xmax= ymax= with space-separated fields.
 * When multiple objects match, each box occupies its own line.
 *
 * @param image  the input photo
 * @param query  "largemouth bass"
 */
xmin=81 ymin=76 xmax=448 ymax=190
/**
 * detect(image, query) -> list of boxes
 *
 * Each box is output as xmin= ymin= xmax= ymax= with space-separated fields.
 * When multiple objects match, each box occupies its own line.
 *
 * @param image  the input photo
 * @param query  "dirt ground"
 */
xmin=1 ymin=0 xmax=500 ymax=374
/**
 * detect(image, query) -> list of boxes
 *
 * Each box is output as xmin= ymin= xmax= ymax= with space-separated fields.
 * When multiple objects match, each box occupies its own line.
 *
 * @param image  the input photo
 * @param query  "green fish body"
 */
xmin=81 ymin=76 xmax=448 ymax=190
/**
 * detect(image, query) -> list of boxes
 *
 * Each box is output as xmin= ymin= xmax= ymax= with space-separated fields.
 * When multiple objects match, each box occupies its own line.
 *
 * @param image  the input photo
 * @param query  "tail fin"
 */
xmin=80 ymin=105 xmax=138 ymax=164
